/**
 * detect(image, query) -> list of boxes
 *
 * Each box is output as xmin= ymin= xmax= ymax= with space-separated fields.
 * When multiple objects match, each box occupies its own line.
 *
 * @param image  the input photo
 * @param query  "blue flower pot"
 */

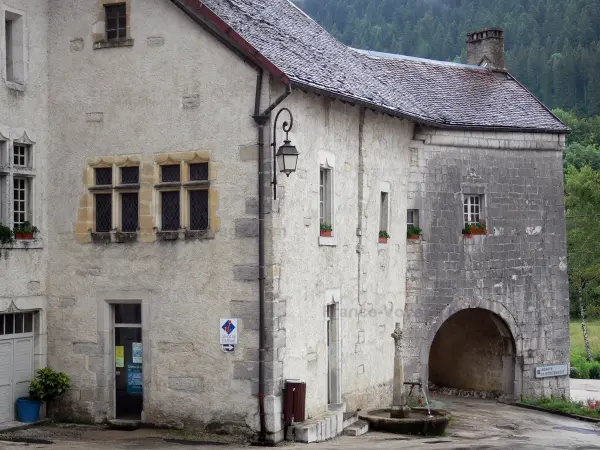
xmin=16 ymin=398 xmax=42 ymax=423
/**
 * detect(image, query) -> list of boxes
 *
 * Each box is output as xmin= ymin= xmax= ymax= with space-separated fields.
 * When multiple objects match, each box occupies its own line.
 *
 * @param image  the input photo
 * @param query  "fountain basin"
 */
xmin=359 ymin=408 xmax=451 ymax=436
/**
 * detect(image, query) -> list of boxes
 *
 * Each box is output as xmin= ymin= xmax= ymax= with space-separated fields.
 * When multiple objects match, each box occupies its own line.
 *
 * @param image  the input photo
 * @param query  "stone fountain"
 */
xmin=359 ymin=323 xmax=451 ymax=436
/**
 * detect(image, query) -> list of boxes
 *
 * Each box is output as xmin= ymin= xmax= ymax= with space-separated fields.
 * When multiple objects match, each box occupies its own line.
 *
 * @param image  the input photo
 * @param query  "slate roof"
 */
xmin=183 ymin=0 xmax=568 ymax=132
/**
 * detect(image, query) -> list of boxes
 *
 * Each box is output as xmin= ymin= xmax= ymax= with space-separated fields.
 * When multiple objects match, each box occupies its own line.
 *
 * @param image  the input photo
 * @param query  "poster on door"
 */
xmin=132 ymin=342 xmax=143 ymax=364
xmin=127 ymin=363 xmax=143 ymax=396
xmin=115 ymin=346 xmax=124 ymax=368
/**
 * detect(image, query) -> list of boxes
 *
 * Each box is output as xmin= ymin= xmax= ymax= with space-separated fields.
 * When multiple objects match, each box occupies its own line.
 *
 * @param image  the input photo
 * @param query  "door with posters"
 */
xmin=114 ymin=304 xmax=143 ymax=419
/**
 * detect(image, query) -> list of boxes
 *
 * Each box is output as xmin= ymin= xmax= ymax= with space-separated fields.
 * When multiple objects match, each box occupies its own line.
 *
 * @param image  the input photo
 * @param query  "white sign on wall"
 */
xmin=220 ymin=318 xmax=238 ymax=345
xmin=535 ymin=364 xmax=569 ymax=378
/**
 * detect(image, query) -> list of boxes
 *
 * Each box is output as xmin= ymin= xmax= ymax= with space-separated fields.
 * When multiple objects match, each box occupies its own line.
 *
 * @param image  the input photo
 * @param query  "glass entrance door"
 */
xmin=114 ymin=304 xmax=143 ymax=420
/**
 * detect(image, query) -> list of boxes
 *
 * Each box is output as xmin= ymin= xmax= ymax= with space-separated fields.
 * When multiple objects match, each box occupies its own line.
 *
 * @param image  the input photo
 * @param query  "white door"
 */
xmin=0 ymin=341 xmax=13 ymax=423
xmin=0 ymin=313 xmax=35 ymax=424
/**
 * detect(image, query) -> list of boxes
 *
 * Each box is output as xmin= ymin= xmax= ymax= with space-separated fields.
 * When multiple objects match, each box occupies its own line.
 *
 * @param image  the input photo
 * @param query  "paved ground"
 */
xmin=571 ymin=378 xmax=600 ymax=403
xmin=0 ymin=396 xmax=599 ymax=449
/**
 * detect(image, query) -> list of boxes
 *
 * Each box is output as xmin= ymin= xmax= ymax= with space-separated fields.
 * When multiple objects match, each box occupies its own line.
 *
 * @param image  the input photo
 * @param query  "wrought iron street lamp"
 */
xmin=271 ymin=108 xmax=299 ymax=199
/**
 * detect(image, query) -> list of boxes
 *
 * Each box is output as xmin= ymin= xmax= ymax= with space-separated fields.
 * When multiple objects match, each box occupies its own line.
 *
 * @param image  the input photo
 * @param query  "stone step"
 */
xmin=342 ymin=411 xmax=359 ymax=429
xmin=343 ymin=419 xmax=369 ymax=437
xmin=290 ymin=410 xmax=343 ymax=443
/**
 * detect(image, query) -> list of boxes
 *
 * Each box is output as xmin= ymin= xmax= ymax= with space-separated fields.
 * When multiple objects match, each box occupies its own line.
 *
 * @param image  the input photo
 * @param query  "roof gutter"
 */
xmin=290 ymin=81 xmax=568 ymax=135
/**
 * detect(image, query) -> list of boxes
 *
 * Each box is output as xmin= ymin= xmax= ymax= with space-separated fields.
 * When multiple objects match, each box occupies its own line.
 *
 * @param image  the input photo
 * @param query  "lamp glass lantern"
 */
xmin=276 ymin=140 xmax=299 ymax=177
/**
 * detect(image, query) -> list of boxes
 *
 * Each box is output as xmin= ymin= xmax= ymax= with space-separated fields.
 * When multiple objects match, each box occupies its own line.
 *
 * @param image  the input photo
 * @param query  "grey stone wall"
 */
xmin=404 ymin=128 xmax=570 ymax=400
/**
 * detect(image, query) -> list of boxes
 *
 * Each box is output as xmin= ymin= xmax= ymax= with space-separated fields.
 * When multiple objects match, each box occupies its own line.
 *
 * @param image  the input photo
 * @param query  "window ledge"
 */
xmin=319 ymin=236 xmax=337 ymax=247
xmin=93 ymin=39 xmax=134 ymax=50
xmin=115 ymin=232 xmax=138 ymax=244
xmin=2 ymin=238 xmax=44 ymax=250
xmin=378 ymin=243 xmax=389 ymax=250
xmin=5 ymin=80 xmax=25 ymax=92
xmin=91 ymin=232 xmax=112 ymax=244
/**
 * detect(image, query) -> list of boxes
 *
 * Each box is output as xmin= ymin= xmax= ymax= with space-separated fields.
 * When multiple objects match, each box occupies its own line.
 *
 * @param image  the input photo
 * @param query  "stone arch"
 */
xmin=419 ymin=299 xmax=523 ymax=401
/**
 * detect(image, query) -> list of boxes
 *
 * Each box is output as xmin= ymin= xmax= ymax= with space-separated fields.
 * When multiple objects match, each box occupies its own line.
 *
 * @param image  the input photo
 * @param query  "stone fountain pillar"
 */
xmin=390 ymin=322 xmax=410 ymax=418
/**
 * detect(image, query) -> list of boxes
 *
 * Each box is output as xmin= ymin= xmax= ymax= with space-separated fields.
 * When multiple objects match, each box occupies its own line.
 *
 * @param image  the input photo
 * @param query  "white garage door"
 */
xmin=0 ymin=313 xmax=35 ymax=424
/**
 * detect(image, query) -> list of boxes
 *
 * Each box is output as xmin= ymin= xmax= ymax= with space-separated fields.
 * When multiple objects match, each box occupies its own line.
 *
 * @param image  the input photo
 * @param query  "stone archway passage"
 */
xmin=428 ymin=308 xmax=516 ymax=396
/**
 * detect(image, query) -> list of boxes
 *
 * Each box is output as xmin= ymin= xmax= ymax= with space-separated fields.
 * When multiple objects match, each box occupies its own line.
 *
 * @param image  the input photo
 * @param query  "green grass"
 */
xmin=571 ymin=320 xmax=600 ymax=361
xmin=570 ymin=320 xmax=600 ymax=378
xmin=521 ymin=398 xmax=600 ymax=419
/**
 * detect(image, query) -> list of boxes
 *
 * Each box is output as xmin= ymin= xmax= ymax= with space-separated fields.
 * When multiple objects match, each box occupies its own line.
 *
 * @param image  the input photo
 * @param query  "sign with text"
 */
xmin=220 ymin=318 xmax=238 ymax=345
xmin=535 ymin=364 xmax=569 ymax=378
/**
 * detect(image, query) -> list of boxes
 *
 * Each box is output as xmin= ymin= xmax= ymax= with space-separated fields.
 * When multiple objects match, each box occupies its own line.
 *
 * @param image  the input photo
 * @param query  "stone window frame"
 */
xmin=0 ymin=131 xmax=38 ymax=237
xmin=78 ymin=153 xmax=219 ymax=244
xmin=318 ymin=151 xmax=336 ymax=247
xmin=88 ymin=160 xmax=141 ymax=241
xmin=93 ymin=0 xmax=134 ymax=50
xmin=155 ymin=157 xmax=212 ymax=240
xmin=1 ymin=5 xmax=28 ymax=91
xmin=463 ymin=194 xmax=485 ymax=226
xmin=407 ymin=209 xmax=419 ymax=228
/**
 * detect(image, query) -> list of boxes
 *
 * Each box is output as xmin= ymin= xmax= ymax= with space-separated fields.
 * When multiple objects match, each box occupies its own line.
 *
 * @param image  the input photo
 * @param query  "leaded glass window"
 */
xmin=189 ymin=190 xmax=209 ymax=231
xmin=161 ymin=191 xmax=180 ymax=231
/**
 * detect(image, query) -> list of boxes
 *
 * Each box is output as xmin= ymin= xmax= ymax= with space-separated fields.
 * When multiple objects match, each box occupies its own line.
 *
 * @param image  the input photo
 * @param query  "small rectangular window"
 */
xmin=189 ymin=190 xmax=209 ymax=230
xmin=14 ymin=313 xmax=23 ymax=333
xmin=95 ymin=193 xmax=112 ymax=232
xmin=13 ymin=177 xmax=28 ymax=226
xmin=189 ymin=163 xmax=209 ymax=182
xmin=105 ymin=4 xmax=127 ymax=41
xmin=13 ymin=144 xmax=29 ymax=167
xmin=464 ymin=195 xmax=483 ymax=225
xmin=161 ymin=165 xmax=180 ymax=183
xmin=380 ymin=192 xmax=389 ymax=233
xmin=0 ymin=314 xmax=4 ymax=335
xmin=121 ymin=192 xmax=138 ymax=232
xmin=4 ymin=313 xmax=13 ymax=334
xmin=161 ymin=190 xmax=180 ymax=231
xmin=4 ymin=11 xmax=25 ymax=84
xmin=114 ymin=304 xmax=141 ymax=324
xmin=319 ymin=168 xmax=332 ymax=228
xmin=95 ymin=167 xmax=113 ymax=186
xmin=23 ymin=312 xmax=33 ymax=333
xmin=407 ymin=209 xmax=419 ymax=228
xmin=121 ymin=166 xmax=139 ymax=185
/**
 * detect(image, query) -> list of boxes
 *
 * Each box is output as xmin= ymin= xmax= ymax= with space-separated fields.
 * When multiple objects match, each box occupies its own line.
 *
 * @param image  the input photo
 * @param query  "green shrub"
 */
xmin=570 ymin=366 xmax=582 ymax=378
xmin=589 ymin=362 xmax=600 ymax=379
xmin=28 ymin=368 xmax=71 ymax=403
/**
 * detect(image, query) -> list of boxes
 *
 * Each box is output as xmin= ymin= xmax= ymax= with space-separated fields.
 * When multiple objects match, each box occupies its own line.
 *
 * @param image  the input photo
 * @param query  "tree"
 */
xmin=565 ymin=165 xmax=600 ymax=361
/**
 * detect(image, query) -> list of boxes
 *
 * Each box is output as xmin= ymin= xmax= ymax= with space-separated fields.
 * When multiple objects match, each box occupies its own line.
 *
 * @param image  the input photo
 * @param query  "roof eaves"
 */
xmin=291 ymin=80 xmax=568 ymax=134
xmin=505 ymin=70 xmax=569 ymax=133
xmin=171 ymin=0 xmax=290 ymax=85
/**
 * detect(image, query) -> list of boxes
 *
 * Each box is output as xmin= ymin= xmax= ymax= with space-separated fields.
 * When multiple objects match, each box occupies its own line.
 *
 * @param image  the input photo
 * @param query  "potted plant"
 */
xmin=379 ymin=230 xmax=390 ymax=244
xmin=0 ymin=223 xmax=14 ymax=246
xmin=407 ymin=226 xmax=422 ymax=240
xmin=13 ymin=221 xmax=39 ymax=240
xmin=17 ymin=368 xmax=71 ymax=423
xmin=320 ymin=223 xmax=333 ymax=237
xmin=462 ymin=220 xmax=487 ymax=238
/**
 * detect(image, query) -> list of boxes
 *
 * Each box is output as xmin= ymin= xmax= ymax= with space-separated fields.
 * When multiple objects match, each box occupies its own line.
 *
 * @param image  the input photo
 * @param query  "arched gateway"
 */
xmin=420 ymin=302 xmax=523 ymax=401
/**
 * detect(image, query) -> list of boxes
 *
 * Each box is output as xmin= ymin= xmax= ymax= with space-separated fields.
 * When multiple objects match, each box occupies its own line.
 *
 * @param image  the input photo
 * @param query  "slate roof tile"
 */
xmin=197 ymin=0 xmax=567 ymax=132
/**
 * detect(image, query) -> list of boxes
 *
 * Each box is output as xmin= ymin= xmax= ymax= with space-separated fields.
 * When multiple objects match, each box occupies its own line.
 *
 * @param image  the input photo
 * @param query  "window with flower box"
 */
xmin=0 ymin=139 xmax=36 ymax=237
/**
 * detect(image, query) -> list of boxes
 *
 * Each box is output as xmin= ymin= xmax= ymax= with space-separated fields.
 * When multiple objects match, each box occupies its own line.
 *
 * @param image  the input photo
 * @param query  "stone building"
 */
xmin=0 ymin=0 xmax=568 ymax=444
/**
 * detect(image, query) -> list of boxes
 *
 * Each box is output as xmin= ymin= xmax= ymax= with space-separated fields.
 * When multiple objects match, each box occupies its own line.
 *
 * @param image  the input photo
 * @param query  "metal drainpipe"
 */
xmin=253 ymin=74 xmax=292 ymax=442
xmin=253 ymin=69 xmax=267 ymax=442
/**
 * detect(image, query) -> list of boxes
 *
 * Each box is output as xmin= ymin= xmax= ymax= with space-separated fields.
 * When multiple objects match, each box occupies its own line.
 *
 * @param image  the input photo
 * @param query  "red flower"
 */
xmin=591 ymin=403 xmax=596 ymax=410
xmin=418 ymin=399 xmax=422 ymax=404
xmin=431 ymin=394 xmax=435 ymax=398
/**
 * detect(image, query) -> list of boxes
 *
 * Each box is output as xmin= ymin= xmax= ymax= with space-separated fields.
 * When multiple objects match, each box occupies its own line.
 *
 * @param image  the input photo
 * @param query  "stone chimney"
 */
xmin=466 ymin=28 xmax=505 ymax=70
